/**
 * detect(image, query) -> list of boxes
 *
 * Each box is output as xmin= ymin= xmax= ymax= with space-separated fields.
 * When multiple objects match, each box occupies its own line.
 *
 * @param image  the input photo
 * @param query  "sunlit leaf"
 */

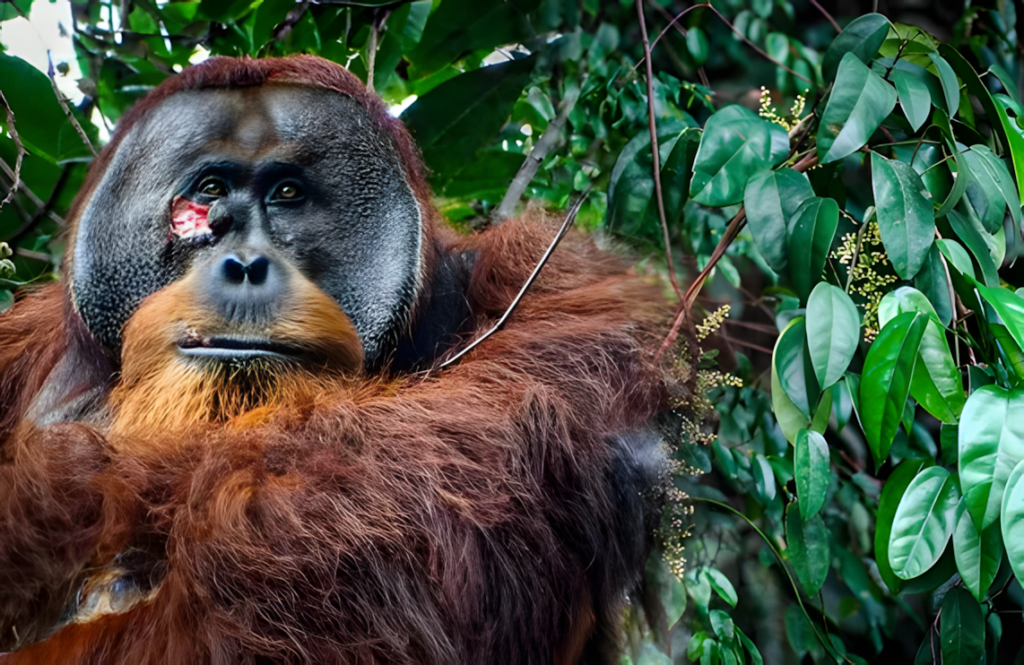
xmin=774 ymin=318 xmax=820 ymax=419
xmin=1001 ymin=459 xmax=1024 ymax=589
xmin=818 ymin=53 xmax=897 ymax=163
xmin=889 ymin=466 xmax=960 ymax=579
xmin=870 ymin=153 xmax=935 ymax=280
xmin=805 ymin=283 xmax=859 ymax=388
xmin=795 ymin=429 xmax=830 ymax=521
xmin=875 ymin=458 xmax=932 ymax=593
xmin=952 ymin=499 xmax=1003 ymax=602
xmin=821 ymin=13 xmax=890 ymax=81
xmin=959 ymin=385 xmax=1024 ymax=530
xmin=744 ymin=168 xmax=815 ymax=272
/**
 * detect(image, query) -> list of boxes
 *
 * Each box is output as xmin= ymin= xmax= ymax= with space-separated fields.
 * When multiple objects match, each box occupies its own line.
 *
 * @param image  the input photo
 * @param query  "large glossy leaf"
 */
xmin=878 ymin=287 xmax=965 ymax=423
xmin=772 ymin=359 xmax=832 ymax=445
xmin=403 ymin=55 xmax=536 ymax=179
xmin=1001 ymin=459 xmax=1024 ymax=589
xmin=743 ymin=169 xmax=815 ymax=272
xmin=973 ymin=279 xmax=1024 ymax=354
xmin=805 ymin=283 xmax=860 ymax=388
xmin=785 ymin=504 xmax=830 ymax=597
xmin=795 ymin=429 xmax=829 ymax=521
xmin=690 ymin=105 xmax=789 ymax=206
xmin=889 ymin=466 xmax=960 ymax=579
xmin=939 ymin=44 xmax=1024 ymax=216
xmin=940 ymin=586 xmax=985 ymax=665
xmin=0 ymin=53 xmax=97 ymax=163
xmin=891 ymin=68 xmax=931 ymax=132
xmin=774 ymin=318 xmax=820 ymax=419
xmin=860 ymin=311 xmax=928 ymax=466
xmin=927 ymin=53 xmax=960 ymax=117
xmin=606 ymin=122 xmax=698 ymax=245
xmin=959 ymin=385 xmax=1024 ymax=530
xmin=818 ymin=53 xmax=897 ymax=164
xmin=870 ymin=153 xmax=935 ymax=280
xmin=875 ymin=458 xmax=932 ymax=593
xmin=407 ymin=0 xmax=543 ymax=74
xmin=821 ymin=13 xmax=890 ymax=81
xmin=787 ymin=198 xmax=840 ymax=301
xmin=913 ymin=244 xmax=954 ymax=326
xmin=947 ymin=207 xmax=1000 ymax=287
xmin=961 ymin=144 xmax=1019 ymax=233
xmin=953 ymin=499 xmax=1003 ymax=602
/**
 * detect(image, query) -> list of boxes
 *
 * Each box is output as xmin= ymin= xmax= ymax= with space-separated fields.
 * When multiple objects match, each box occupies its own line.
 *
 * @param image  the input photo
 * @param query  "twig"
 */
xmin=365 ymin=9 xmax=387 ymax=93
xmin=439 ymin=190 xmax=591 ymax=369
xmin=272 ymin=0 xmax=310 ymax=41
xmin=646 ymin=0 xmax=711 ymax=89
xmin=0 ymin=91 xmax=25 ymax=211
xmin=0 ymin=158 xmax=67 ymax=227
xmin=7 ymin=164 xmax=73 ymax=246
xmin=495 ymin=85 xmax=581 ymax=222
xmin=13 ymin=247 xmax=53 ymax=263
xmin=636 ymin=0 xmax=683 ymax=301
xmin=47 ymin=53 xmax=96 ymax=157
xmin=810 ymin=0 xmax=841 ymax=33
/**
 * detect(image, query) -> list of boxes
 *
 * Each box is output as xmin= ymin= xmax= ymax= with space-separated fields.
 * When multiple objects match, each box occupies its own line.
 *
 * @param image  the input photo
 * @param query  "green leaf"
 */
xmin=744 ymin=169 xmax=815 ymax=272
xmin=927 ymin=54 xmax=960 ymax=118
xmin=818 ymin=53 xmax=897 ymax=163
xmin=753 ymin=453 xmax=777 ymax=503
xmin=889 ymin=466 xmax=960 ymax=579
xmin=128 ymin=6 xmax=159 ymax=34
xmin=407 ymin=0 xmax=543 ymax=74
xmin=787 ymin=198 xmax=840 ymax=301
xmin=821 ymin=13 xmax=890 ymax=81
xmin=875 ymin=458 xmax=932 ymax=593
xmin=737 ymin=629 xmax=764 ymax=665
xmin=646 ymin=551 xmax=687 ymax=628
xmin=860 ymin=312 xmax=928 ymax=466
xmin=935 ymin=238 xmax=975 ymax=278
xmin=709 ymin=609 xmax=734 ymax=641
xmin=1001 ymin=459 xmax=1024 ymax=589
xmin=973 ymin=280 xmax=1024 ymax=354
xmin=877 ymin=287 xmax=964 ymax=423
xmin=785 ymin=504 xmax=830 ymax=597
xmin=795 ymin=429 xmax=830 ymax=521
xmin=870 ymin=153 xmax=935 ymax=280
xmin=959 ymin=385 xmax=1024 ymax=530
xmin=805 ymin=283 xmax=860 ymax=388
xmin=402 ymin=55 xmax=536 ymax=181
xmin=772 ymin=359 xmax=831 ymax=445
xmin=891 ymin=68 xmax=931 ymax=132
xmin=686 ymin=27 xmax=709 ymax=66
xmin=939 ymin=586 xmax=985 ymax=665
xmin=704 ymin=567 xmax=738 ymax=607
xmin=947 ymin=207 xmax=1000 ymax=287
xmin=962 ymin=144 xmax=1020 ymax=233
xmin=774 ymin=318 xmax=820 ymax=419
xmin=913 ymin=244 xmax=954 ymax=326
xmin=938 ymin=44 xmax=1024 ymax=217
xmin=606 ymin=122 xmax=698 ymax=245
xmin=690 ymin=105 xmax=790 ymax=207
xmin=953 ymin=499 xmax=1003 ymax=602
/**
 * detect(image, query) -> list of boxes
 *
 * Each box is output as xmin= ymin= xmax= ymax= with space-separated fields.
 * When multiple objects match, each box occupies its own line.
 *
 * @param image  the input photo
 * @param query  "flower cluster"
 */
xmin=0 ymin=242 xmax=13 ymax=280
xmin=831 ymin=222 xmax=896 ymax=342
xmin=758 ymin=87 xmax=806 ymax=131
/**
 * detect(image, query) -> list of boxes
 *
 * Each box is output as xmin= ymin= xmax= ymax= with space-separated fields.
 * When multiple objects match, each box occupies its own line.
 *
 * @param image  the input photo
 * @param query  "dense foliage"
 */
xmin=4 ymin=0 xmax=1024 ymax=662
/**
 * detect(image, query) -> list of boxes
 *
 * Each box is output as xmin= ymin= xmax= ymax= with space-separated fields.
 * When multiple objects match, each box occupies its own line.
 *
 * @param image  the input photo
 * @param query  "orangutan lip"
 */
xmin=178 ymin=336 xmax=299 ymax=362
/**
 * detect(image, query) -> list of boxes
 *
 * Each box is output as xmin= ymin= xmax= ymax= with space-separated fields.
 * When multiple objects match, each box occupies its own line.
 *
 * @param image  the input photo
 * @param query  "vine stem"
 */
xmin=636 ymin=0 xmax=682 ymax=301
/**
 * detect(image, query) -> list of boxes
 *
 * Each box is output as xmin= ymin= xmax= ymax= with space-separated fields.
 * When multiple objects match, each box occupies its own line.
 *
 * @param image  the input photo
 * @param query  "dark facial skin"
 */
xmin=70 ymin=85 xmax=424 ymax=366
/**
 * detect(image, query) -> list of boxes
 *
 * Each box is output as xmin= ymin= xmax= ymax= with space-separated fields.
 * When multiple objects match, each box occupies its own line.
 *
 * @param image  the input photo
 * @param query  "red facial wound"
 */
xmin=170 ymin=196 xmax=212 ymax=239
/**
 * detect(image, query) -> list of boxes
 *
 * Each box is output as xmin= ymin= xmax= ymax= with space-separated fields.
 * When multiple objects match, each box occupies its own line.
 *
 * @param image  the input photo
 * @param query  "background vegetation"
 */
xmin=3 ymin=0 xmax=1024 ymax=662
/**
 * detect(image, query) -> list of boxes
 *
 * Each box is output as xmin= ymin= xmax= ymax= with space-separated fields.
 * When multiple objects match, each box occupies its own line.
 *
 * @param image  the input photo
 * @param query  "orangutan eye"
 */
xmin=271 ymin=182 xmax=303 ymax=201
xmin=198 ymin=177 xmax=227 ymax=198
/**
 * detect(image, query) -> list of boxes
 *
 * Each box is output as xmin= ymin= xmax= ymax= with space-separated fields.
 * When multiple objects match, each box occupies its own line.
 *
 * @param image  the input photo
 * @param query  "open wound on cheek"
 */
xmin=170 ymin=196 xmax=212 ymax=239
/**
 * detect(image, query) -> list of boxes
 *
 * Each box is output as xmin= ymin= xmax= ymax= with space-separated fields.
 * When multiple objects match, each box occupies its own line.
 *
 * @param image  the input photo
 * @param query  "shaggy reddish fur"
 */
xmin=0 ymin=217 xmax=669 ymax=664
xmin=0 ymin=56 xmax=674 ymax=664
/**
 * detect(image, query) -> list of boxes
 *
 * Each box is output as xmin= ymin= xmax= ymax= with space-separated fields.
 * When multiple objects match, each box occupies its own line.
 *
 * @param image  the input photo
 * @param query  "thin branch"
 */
xmin=646 ymin=0 xmax=711 ymax=89
xmin=365 ymin=10 xmax=386 ymax=93
xmin=272 ymin=0 xmax=310 ymax=41
xmin=655 ymin=153 xmax=820 ymax=363
xmin=810 ymin=0 xmax=841 ymax=33
xmin=495 ymin=85 xmax=581 ymax=222
xmin=7 ymin=164 xmax=73 ymax=246
xmin=439 ymin=190 xmax=590 ymax=369
xmin=0 ymin=158 xmax=67 ymax=227
xmin=47 ymin=53 xmax=96 ymax=157
xmin=636 ymin=0 xmax=683 ymax=301
xmin=0 ymin=91 xmax=26 ymax=211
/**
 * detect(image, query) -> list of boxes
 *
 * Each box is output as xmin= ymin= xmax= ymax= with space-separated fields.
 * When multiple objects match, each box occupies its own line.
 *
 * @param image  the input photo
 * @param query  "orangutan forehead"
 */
xmin=131 ymin=85 xmax=384 ymax=162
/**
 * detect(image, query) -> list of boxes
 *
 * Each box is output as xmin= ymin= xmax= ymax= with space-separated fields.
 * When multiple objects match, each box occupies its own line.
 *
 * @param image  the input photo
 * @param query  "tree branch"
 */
xmin=494 ymin=86 xmax=580 ymax=222
xmin=48 ymin=53 xmax=96 ymax=157
xmin=7 ymin=164 xmax=73 ymax=246
xmin=636 ymin=0 xmax=683 ymax=301
xmin=0 ymin=91 xmax=26 ymax=211
xmin=0 ymin=158 xmax=67 ymax=228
